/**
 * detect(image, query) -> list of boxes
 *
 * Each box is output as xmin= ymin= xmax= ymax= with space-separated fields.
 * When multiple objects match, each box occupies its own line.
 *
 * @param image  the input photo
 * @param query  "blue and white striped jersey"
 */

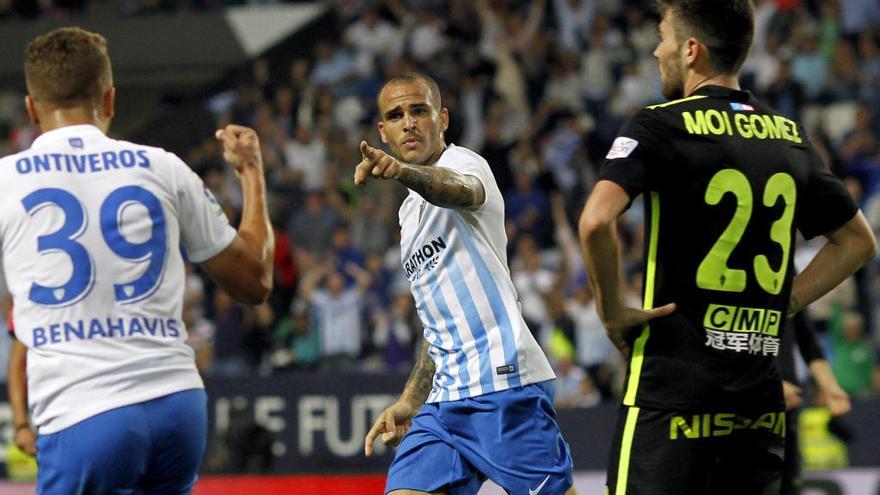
xmin=399 ymin=144 xmax=555 ymax=402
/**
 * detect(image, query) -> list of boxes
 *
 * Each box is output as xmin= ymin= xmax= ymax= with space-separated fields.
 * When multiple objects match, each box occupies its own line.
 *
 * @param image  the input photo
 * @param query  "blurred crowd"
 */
xmin=2 ymin=0 xmax=880 ymax=408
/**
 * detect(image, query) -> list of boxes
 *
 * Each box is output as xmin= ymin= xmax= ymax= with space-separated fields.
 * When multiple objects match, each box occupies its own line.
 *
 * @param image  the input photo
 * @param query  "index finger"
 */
xmin=364 ymin=416 xmax=387 ymax=457
xmin=361 ymin=140 xmax=383 ymax=163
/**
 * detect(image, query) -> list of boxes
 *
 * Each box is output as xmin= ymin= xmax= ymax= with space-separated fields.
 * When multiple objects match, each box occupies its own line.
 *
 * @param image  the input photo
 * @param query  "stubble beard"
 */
xmin=661 ymin=59 xmax=685 ymax=100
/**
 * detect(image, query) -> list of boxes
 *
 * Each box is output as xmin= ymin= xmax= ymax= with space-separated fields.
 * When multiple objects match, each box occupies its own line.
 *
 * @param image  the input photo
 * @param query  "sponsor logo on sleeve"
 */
xmin=605 ymin=137 xmax=639 ymax=159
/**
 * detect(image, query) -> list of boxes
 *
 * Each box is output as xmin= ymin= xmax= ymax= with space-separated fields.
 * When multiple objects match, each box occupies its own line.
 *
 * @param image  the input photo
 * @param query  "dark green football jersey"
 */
xmin=599 ymin=85 xmax=858 ymax=412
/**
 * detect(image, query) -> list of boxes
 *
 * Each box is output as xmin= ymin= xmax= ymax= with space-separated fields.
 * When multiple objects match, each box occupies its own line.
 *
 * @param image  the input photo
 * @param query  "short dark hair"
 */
xmin=378 ymin=72 xmax=443 ymax=111
xmin=25 ymin=27 xmax=112 ymax=108
xmin=656 ymin=0 xmax=754 ymax=75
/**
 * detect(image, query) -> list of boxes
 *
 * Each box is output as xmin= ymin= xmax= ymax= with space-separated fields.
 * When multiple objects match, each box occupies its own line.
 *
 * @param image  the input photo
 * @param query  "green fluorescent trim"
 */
xmin=623 ymin=192 xmax=659 ymax=406
xmin=646 ymin=95 xmax=708 ymax=110
xmin=615 ymin=406 xmax=641 ymax=495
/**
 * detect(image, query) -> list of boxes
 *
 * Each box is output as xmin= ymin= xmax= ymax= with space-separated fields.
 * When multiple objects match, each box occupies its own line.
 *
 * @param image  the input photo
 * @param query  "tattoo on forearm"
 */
xmin=403 ymin=340 xmax=435 ymax=407
xmin=397 ymin=164 xmax=483 ymax=209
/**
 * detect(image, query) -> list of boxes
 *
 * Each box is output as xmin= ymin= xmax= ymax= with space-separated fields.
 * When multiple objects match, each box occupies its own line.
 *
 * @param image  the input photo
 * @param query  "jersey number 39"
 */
xmin=696 ymin=169 xmax=796 ymax=295
xmin=23 ymin=186 xmax=167 ymax=307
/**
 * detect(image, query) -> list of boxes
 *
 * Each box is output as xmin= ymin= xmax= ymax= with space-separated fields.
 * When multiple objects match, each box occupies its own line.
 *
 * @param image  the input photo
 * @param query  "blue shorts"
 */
xmin=36 ymin=389 xmax=207 ymax=495
xmin=385 ymin=380 xmax=573 ymax=495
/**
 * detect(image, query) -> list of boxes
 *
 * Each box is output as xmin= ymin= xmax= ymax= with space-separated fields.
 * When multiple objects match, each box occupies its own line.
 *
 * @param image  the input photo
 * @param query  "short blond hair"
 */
xmin=25 ymin=27 xmax=112 ymax=108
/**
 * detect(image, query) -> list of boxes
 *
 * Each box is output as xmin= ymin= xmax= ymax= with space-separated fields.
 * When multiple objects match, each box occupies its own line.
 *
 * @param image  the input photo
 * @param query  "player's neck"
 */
xmin=37 ymin=107 xmax=109 ymax=134
xmin=422 ymin=143 xmax=447 ymax=167
xmin=684 ymin=72 xmax=741 ymax=97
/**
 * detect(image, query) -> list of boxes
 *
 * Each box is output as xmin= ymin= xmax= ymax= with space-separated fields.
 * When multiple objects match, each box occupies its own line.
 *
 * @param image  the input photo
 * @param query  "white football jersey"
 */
xmin=399 ymin=144 xmax=555 ymax=403
xmin=0 ymin=125 xmax=236 ymax=433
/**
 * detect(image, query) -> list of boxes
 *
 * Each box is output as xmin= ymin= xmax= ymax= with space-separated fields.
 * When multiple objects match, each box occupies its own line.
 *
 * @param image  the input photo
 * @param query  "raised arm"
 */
xmin=298 ymin=262 xmax=333 ymax=301
xmin=551 ymin=193 xmax=584 ymax=277
xmin=354 ymin=141 xmax=485 ymax=209
xmin=364 ymin=338 xmax=435 ymax=456
xmin=199 ymin=125 xmax=275 ymax=304
xmin=344 ymin=262 xmax=373 ymax=293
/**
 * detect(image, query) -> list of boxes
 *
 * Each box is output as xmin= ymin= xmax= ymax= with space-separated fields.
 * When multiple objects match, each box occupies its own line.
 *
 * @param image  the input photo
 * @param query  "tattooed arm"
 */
xmin=365 ymin=338 xmax=436 ymax=456
xmin=399 ymin=338 xmax=436 ymax=408
xmin=353 ymin=141 xmax=485 ymax=209
xmin=395 ymin=162 xmax=485 ymax=209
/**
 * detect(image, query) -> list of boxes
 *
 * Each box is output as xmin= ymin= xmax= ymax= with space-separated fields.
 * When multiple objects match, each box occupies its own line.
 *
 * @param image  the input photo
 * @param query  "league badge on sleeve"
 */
xmin=202 ymin=183 xmax=225 ymax=217
xmin=606 ymin=137 xmax=639 ymax=159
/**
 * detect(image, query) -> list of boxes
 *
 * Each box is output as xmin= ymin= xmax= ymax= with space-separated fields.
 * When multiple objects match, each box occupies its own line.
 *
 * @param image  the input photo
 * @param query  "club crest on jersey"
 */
xmin=729 ymin=102 xmax=755 ymax=112
xmin=606 ymin=137 xmax=639 ymax=159
xmin=68 ymin=137 xmax=84 ymax=148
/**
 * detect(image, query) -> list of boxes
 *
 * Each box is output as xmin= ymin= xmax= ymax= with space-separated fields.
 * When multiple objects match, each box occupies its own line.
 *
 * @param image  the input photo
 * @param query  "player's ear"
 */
xmin=102 ymin=86 xmax=116 ymax=119
xmin=378 ymin=121 xmax=388 ymax=144
xmin=440 ymin=108 xmax=449 ymax=133
xmin=684 ymin=37 xmax=700 ymax=67
xmin=24 ymin=95 xmax=39 ymax=125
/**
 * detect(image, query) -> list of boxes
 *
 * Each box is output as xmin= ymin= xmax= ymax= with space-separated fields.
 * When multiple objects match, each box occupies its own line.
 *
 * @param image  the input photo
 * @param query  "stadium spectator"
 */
xmin=300 ymin=261 xmax=370 ymax=370
xmin=832 ymin=311 xmax=880 ymax=397
xmin=343 ymin=6 xmax=403 ymax=77
xmin=552 ymin=351 xmax=601 ymax=409
xmin=287 ymin=190 xmax=341 ymax=253
xmin=512 ymin=236 xmax=556 ymax=329
xmin=283 ymin=126 xmax=328 ymax=192
xmin=790 ymin=33 xmax=828 ymax=101
xmin=505 ymin=168 xmax=553 ymax=247
xmin=269 ymin=299 xmax=320 ymax=371
xmin=408 ymin=9 xmax=448 ymax=63
xmin=370 ymin=292 xmax=418 ymax=371
xmin=210 ymin=290 xmax=257 ymax=377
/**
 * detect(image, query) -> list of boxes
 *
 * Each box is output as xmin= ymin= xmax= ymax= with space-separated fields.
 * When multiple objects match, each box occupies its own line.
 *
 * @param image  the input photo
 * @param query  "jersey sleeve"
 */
xmin=796 ymin=140 xmax=858 ymax=240
xmin=439 ymin=149 xmax=495 ymax=209
xmin=598 ymin=109 xmax=670 ymax=200
xmin=169 ymin=153 xmax=237 ymax=262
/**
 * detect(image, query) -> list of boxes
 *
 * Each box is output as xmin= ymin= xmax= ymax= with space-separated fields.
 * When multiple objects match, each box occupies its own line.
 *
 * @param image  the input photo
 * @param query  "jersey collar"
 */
xmin=691 ymin=85 xmax=752 ymax=103
xmin=30 ymin=124 xmax=106 ymax=150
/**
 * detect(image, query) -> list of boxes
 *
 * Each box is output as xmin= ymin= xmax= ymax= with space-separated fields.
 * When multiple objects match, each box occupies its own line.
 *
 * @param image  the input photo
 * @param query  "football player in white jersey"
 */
xmin=360 ymin=73 xmax=577 ymax=495
xmin=1 ymin=27 xmax=274 ymax=494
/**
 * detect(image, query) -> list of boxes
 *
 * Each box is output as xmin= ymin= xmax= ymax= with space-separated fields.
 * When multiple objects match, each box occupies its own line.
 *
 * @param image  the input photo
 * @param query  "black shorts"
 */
xmin=606 ymin=405 xmax=786 ymax=495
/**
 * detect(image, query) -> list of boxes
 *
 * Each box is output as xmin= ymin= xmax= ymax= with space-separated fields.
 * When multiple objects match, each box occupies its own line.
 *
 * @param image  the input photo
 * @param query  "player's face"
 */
xmin=654 ymin=11 xmax=686 ymax=100
xmin=377 ymin=80 xmax=449 ymax=165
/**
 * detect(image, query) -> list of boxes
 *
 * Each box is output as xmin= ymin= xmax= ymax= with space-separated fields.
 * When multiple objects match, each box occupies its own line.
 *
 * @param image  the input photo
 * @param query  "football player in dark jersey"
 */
xmin=578 ymin=1 xmax=876 ymax=494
